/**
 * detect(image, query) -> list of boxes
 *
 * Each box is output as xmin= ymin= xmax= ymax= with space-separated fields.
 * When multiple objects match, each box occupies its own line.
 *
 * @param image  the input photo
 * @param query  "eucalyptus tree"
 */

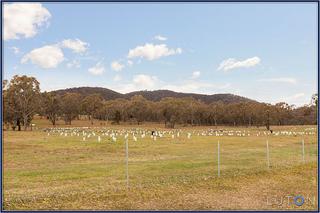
xmin=60 ymin=92 xmax=81 ymax=125
xmin=81 ymin=93 xmax=103 ymax=124
xmin=42 ymin=92 xmax=61 ymax=126
xmin=7 ymin=75 xmax=40 ymax=130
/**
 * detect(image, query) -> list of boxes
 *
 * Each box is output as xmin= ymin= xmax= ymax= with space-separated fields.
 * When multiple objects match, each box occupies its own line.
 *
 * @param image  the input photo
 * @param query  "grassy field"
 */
xmin=2 ymin=120 xmax=318 ymax=210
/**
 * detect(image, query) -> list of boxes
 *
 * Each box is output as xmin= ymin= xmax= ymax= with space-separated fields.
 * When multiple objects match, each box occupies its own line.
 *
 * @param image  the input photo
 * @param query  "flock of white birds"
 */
xmin=44 ymin=127 xmax=317 ymax=143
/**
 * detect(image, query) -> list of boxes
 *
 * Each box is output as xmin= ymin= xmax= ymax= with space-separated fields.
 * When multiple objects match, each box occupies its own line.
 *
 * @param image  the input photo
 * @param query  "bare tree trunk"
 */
xmin=191 ymin=114 xmax=194 ymax=126
xmin=5 ymin=123 xmax=9 ymax=131
xmin=266 ymin=110 xmax=270 ymax=130
xmin=23 ymin=116 xmax=28 ymax=131
xmin=17 ymin=119 xmax=21 ymax=131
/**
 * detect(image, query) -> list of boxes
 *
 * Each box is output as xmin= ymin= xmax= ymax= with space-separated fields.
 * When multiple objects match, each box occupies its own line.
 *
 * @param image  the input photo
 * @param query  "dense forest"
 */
xmin=2 ymin=75 xmax=318 ymax=130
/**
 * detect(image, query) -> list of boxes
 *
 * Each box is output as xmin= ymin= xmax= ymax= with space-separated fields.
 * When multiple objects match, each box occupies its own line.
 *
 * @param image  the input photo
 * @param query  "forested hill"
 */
xmin=53 ymin=87 xmax=123 ymax=100
xmin=124 ymin=90 xmax=255 ymax=103
xmin=52 ymin=87 xmax=256 ymax=104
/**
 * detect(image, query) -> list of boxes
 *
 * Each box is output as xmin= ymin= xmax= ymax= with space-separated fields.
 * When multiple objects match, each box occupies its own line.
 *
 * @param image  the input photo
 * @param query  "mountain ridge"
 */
xmin=52 ymin=86 xmax=257 ymax=104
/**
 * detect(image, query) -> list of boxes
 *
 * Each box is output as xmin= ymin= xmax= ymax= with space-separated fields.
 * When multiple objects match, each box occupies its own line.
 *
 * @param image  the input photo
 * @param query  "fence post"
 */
xmin=266 ymin=140 xmax=270 ymax=169
xmin=125 ymin=138 xmax=129 ymax=189
xmin=218 ymin=141 xmax=220 ymax=177
xmin=302 ymin=139 xmax=305 ymax=163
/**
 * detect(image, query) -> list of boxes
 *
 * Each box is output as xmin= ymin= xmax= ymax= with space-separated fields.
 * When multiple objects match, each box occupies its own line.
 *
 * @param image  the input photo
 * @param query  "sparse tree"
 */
xmin=81 ymin=94 xmax=103 ymax=125
xmin=60 ymin=93 xmax=81 ymax=125
xmin=160 ymin=97 xmax=185 ymax=128
xmin=127 ymin=95 xmax=149 ymax=125
xmin=42 ymin=92 xmax=61 ymax=126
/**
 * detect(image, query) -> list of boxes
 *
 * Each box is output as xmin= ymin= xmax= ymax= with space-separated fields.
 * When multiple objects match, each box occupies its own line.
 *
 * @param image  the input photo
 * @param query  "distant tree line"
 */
xmin=3 ymin=75 xmax=318 ymax=130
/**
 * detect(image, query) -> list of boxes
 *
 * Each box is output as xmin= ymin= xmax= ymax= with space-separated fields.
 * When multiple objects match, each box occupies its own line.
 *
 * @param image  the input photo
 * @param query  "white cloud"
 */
xmin=110 ymin=75 xmax=231 ymax=95
xmin=154 ymin=35 xmax=167 ymax=41
xmin=113 ymin=74 xmax=122 ymax=82
xmin=218 ymin=56 xmax=261 ymax=71
xmin=88 ymin=62 xmax=105 ymax=75
xmin=21 ymin=45 xmax=64 ymax=69
xmin=258 ymin=77 xmax=297 ymax=84
xmin=61 ymin=39 xmax=89 ymax=53
xmin=133 ymin=74 xmax=158 ymax=88
xmin=281 ymin=93 xmax=306 ymax=105
xmin=110 ymin=74 xmax=159 ymax=93
xmin=21 ymin=38 xmax=90 ymax=69
xmin=111 ymin=61 xmax=125 ymax=72
xmin=67 ymin=59 xmax=81 ymax=69
xmin=112 ymin=84 xmax=138 ymax=94
xmin=162 ymin=82 xmax=230 ymax=94
xmin=127 ymin=60 xmax=133 ymax=66
xmin=4 ymin=3 xmax=51 ymax=40
xmin=291 ymin=93 xmax=305 ymax=99
xmin=127 ymin=43 xmax=182 ymax=61
xmin=191 ymin=71 xmax=201 ymax=79
xmin=10 ymin=46 xmax=20 ymax=54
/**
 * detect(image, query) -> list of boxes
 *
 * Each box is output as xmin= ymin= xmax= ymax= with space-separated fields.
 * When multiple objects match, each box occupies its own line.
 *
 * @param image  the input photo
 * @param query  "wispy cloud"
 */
xmin=60 ymin=39 xmax=89 ymax=53
xmin=282 ymin=93 xmax=306 ymax=105
xmin=218 ymin=56 xmax=261 ymax=71
xmin=162 ymin=82 xmax=231 ymax=94
xmin=154 ymin=35 xmax=167 ymax=41
xmin=127 ymin=60 xmax=133 ymax=66
xmin=10 ymin=46 xmax=20 ymax=54
xmin=67 ymin=59 xmax=81 ymax=69
xmin=258 ymin=77 xmax=297 ymax=84
xmin=111 ymin=61 xmax=125 ymax=71
xmin=133 ymin=74 xmax=158 ymax=88
xmin=113 ymin=74 xmax=122 ymax=82
xmin=88 ymin=62 xmax=105 ymax=75
xmin=191 ymin=71 xmax=201 ymax=79
xmin=291 ymin=93 xmax=305 ymax=99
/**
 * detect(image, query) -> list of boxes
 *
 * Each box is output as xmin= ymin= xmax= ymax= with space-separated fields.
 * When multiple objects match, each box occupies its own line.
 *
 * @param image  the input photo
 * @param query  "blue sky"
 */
xmin=3 ymin=3 xmax=317 ymax=106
